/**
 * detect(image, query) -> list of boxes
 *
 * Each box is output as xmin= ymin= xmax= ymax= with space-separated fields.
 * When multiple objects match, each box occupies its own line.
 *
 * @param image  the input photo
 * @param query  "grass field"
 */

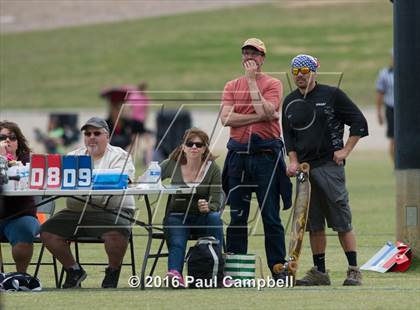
xmin=1 ymin=1 xmax=416 ymax=309
xmin=1 ymin=151 xmax=419 ymax=309
xmin=0 ymin=0 xmax=392 ymax=110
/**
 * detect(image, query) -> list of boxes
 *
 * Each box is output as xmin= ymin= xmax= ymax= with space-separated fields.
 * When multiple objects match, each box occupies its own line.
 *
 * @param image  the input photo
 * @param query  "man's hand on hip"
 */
xmin=333 ymin=149 xmax=349 ymax=165
xmin=287 ymin=161 xmax=299 ymax=177
xmin=287 ymin=152 xmax=299 ymax=177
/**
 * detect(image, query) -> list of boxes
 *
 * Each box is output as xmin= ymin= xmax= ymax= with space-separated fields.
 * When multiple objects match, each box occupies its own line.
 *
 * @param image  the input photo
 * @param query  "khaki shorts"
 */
xmin=40 ymin=208 xmax=134 ymax=239
xmin=306 ymin=161 xmax=353 ymax=233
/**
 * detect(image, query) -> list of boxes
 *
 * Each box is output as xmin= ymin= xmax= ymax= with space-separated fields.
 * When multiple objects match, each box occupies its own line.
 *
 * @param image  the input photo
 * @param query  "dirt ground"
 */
xmin=0 ymin=0 xmax=365 ymax=33
xmin=0 ymin=0 xmax=267 ymax=33
xmin=1 ymin=108 xmax=387 ymax=153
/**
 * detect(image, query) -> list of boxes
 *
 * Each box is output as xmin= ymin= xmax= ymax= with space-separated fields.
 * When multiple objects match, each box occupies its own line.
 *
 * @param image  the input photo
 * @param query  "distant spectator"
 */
xmin=127 ymin=82 xmax=150 ymax=135
xmin=105 ymin=102 xmax=134 ymax=150
xmin=126 ymin=82 xmax=154 ymax=165
xmin=100 ymin=86 xmax=135 ymax=150
xmin=153 ymin=109 xmax=192 ymax=163
xmin=376 ymin=49 xmax=394 ymax=162
xmin=34 ymin=114 xmax=79 ymax=154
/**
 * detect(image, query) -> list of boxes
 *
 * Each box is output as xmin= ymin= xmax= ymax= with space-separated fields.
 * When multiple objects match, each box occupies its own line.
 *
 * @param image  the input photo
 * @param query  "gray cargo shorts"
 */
xmin=306 ymin=161 xmax=353 ymax=233
xmin=40 ymin=208 xmax=135 ymax=239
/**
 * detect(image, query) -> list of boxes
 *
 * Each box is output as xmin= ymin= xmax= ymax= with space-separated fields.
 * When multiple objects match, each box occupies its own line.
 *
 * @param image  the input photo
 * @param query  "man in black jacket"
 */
xmin=282 ymin=54 xmax=368 ymax=286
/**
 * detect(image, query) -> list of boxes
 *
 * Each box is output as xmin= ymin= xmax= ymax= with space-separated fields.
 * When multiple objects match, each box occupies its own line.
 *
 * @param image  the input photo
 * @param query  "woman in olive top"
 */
xmin=161 ymin=128 xmax=223 ymax=287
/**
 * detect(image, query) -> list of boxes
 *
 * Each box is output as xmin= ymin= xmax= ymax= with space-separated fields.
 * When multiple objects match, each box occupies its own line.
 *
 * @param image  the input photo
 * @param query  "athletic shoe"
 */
xmin=295 ymin=267 xmax=331 ymax=286
xmin=222 ymin=278 xmax=235 ymax=288
xmin=343 ymin=266 xmax=362 ymax=286
xmin=272 ymin=268 xmax=288 ymax=282
xmin=101 ymin=267 xmax=121 ymax=288
xmin=166 ymin=269 xmax=186 ymax=288
xmin=62 ymin=267 xmax=87 ymax=289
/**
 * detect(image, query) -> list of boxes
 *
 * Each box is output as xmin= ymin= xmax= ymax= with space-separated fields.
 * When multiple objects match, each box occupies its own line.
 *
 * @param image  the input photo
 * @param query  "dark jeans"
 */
xmin=226 ymin=152 xmax=286 ymax=270
xmin=165 ymin=212 xmax=224 ymax=274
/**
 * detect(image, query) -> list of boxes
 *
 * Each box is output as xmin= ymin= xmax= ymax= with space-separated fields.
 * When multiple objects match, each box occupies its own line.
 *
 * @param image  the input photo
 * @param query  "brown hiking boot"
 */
xmin=343 ymin=266 xmax=362 ymax=286
xmin=295 ymin=267 xmax=331 ymax=286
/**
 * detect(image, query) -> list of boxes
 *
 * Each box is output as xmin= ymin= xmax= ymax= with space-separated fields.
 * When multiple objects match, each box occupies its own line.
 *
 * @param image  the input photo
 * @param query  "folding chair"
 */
xmin=57 ymin=215 xmax=137 ymax=288
xmin=0 ymin=198 xmax=59 ymax=287
xmin=141 ymin=191 xmax=225 ymax=287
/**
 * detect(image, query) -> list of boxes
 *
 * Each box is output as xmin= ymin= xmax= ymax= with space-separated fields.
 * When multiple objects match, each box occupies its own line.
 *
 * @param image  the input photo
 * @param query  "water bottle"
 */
xmin=18 ymin=163 xmax=30 ymax=190
xmin=146 ymin=161 xmax=161 ymax=189
xmin=13 ymin=165 xmax=20 ymax=190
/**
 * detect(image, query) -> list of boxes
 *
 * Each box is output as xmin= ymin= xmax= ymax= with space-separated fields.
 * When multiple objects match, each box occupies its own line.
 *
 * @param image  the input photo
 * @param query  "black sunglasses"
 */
xmin=0 ymin=134 xmax=17 ymax=142
xmin=185 ymin=141 xmax=205 ymax=148
xmin=84 ymin=131 xmax=104 ymax=137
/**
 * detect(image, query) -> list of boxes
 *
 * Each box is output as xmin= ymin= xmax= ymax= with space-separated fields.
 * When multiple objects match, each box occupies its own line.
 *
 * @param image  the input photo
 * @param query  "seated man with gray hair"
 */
xmin=41 ymin=117 xmax=136 ymax=289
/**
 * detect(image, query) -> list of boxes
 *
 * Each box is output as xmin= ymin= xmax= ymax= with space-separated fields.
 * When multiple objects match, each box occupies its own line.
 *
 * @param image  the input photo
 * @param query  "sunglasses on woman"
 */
xmin=291 ymin=67 xmax=312 ymax=75
xmin=0 ymin=134 xmax=17 ymax=142
xmin=185 ymin=141 xmax=205 ymax=148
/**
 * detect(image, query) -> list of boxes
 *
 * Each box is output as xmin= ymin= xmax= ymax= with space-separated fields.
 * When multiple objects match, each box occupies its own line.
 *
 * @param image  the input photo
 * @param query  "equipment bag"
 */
xmin=185 ymin=236 xmax=224 ymax=288
xmin=0 ymin=272 xmax=42 ymax=291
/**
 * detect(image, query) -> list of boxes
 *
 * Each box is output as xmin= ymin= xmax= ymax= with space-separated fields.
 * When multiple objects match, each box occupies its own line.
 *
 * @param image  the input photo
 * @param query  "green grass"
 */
xmin=0 ymin=0 xmax=392 ymax=110
xmin=2 ymin=150 xmax=419 ymax=309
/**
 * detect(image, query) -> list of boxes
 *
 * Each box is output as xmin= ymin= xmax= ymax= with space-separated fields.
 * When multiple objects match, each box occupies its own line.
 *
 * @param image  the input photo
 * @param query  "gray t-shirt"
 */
xmin=376 ymin=68 xmax=394 ymax=108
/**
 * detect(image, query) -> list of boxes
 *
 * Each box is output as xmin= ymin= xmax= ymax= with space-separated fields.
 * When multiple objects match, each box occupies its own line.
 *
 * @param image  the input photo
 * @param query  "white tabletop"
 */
xmin=1 ymin=185 xmax=194 ymax=197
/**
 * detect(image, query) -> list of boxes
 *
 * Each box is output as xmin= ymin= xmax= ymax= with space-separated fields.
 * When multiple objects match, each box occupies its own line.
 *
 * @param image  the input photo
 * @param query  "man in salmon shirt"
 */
xmin=220 ymin=38 xmax=292 ymax=281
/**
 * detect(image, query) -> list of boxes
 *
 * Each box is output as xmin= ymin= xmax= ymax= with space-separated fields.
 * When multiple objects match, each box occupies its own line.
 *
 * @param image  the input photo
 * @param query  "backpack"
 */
xmin=0 ymin=272 xmax=42 ymax=292
xmin=185 ymin=236 xmax=224 ymax=288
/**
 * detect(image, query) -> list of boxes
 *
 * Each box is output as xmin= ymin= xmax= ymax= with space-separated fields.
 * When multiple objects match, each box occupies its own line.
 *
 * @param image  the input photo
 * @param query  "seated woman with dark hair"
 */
xmin=161 ymin=128 xmax=224 ymax=288
xmin=0 ymin=121 xmax=39 ymax=273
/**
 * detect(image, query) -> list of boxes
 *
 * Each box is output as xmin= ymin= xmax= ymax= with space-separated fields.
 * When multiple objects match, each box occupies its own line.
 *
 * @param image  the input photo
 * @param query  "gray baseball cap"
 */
xmin=80 ymin=117 xmax=110 ymax=133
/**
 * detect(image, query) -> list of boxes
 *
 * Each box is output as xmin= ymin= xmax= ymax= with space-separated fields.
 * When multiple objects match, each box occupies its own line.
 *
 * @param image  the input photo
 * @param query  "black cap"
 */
xmin=80 ymin=117 xmax=110 ymax=133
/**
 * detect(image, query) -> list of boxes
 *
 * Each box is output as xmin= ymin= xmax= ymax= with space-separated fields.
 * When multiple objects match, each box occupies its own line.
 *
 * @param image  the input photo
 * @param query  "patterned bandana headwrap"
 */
xmin=291 ymin=54 xmax=320 ymax=72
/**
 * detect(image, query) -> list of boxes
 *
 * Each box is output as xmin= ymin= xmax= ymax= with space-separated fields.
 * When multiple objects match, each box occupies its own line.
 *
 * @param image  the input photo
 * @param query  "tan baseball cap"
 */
xmin=242 ymin=38 xmax=266 ymax=55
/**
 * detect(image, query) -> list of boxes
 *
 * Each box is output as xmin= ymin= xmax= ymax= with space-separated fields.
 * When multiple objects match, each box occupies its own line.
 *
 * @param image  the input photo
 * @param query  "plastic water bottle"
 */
xmin=13 ymin=165 xmax=20 ymax=190
xmin=146 ymin=161 xmax=161 ymax=189
xmin=18 ymin=163 xmax=30 ymax=190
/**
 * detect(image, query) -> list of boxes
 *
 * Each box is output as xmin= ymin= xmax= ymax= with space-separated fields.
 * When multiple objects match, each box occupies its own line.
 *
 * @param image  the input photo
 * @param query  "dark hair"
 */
xmin=168 ymin=127 xmax=218 ymax=165
xmin=0 ymin=121 xmax=31 ymax=160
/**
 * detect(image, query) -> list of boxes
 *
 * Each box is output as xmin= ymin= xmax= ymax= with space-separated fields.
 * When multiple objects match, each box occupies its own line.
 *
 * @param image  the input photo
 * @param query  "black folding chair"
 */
xmin=57 ymin=221 xmax=137 ymax=287
xmin=141 ymin=191 xmax=225 ymax=289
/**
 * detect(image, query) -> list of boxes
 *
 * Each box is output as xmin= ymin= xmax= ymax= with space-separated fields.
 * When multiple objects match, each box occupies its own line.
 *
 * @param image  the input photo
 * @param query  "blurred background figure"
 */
xmin=375 ymin=49 xmax=394 ymax=162
xmin=100 ymin=86 xmax=135 ymax=150
xmin=153 ymin=109 xmax=192 ymax=163
xmin=34 ymin=113 xmax=79 ymax=154
xmin=126 ymin=82 xmax=154 ymax=166
xmin=127 ymin=82 xmax=150 ymax=136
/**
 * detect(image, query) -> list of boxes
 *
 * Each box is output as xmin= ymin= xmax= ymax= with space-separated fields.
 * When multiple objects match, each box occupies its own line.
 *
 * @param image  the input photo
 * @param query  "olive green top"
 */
xmin=160 ymin=159 xmax=222 ymax=214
